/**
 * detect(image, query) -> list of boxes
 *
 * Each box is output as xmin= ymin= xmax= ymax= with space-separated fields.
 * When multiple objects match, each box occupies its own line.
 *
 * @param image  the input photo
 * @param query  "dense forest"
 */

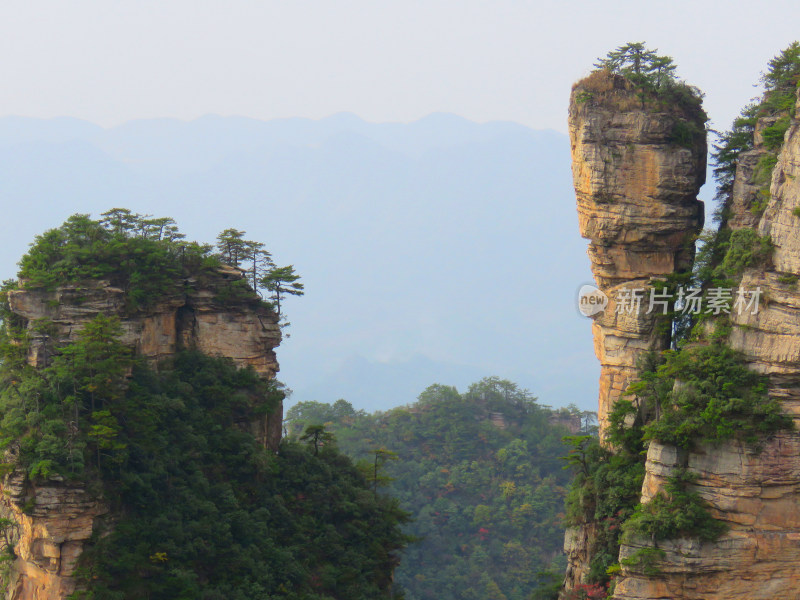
xmin=0 ymin=213 xmax=406 ymax=599
xmin=286 ymin=379 xmax=595 ymax=600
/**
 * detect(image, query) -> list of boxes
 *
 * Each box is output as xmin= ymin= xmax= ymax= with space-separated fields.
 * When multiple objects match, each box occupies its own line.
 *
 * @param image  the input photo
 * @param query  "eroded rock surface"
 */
xmin=0 ymin=471 xmax=107 ymax=600
xmin=565 ymin=71 xmax=706 ymax=594
xmin=569 ymin=72 xmax=705 ymax=434
xmin=8 ymin=268 xmax=280 ymax=380
xmin=612 ymin=92 xmax=800 ymax=600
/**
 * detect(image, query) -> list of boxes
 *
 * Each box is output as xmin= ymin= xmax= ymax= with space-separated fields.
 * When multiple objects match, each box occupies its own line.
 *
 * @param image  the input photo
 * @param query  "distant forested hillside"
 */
xmin=287 ymin=378 xmax=596 ymax=600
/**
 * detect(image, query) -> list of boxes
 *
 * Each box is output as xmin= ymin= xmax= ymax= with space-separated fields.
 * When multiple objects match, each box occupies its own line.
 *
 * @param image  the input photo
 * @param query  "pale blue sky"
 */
xmin=1 ymin=0 xmax=798 ymax=132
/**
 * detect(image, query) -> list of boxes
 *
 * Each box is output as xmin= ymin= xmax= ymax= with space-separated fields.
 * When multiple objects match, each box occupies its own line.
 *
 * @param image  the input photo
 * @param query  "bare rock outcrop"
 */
xmin=614 ymin=435 xmax=800 ymax=599
xmin=565 ymin=71 xmax=706 ymax=593
xmin=569 ymin=72 xmax=705 ymax=433
xmin=8 ymin=267 xmax=280 ymax=380
xmin=726 ymin=116 xmax=784 ymax=230
xmin=0 ymin=471 xmax=108 ymax=600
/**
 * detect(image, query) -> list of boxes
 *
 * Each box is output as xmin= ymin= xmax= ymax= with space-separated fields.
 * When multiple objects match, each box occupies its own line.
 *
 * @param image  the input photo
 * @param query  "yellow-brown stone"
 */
xmin=564 ymin=71 xmax=706 ymax=595
xmin=612 ymin=90 xmax=800 ymax=600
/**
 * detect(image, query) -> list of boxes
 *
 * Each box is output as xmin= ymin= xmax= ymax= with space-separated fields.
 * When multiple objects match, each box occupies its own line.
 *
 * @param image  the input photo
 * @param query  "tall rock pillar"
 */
xmin=562 ymin=71 xmax=705 ymax=593
xmin=569 ymin=72 xmax=705 ymax=434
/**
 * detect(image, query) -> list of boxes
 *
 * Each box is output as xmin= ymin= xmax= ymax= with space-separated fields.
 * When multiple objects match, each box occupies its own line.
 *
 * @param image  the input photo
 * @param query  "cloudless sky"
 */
xmin=1 ymin=0 xmax=798 ymax=133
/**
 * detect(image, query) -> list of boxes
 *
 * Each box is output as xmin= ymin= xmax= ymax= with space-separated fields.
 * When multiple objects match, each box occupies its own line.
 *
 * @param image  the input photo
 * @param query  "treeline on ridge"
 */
xmin=286 ymin=378 xmax=596 ymax=600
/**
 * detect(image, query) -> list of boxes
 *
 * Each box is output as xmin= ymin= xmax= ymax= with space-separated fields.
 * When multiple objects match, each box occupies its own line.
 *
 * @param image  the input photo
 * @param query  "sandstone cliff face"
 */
xmin=1 ymin=267 xmax=282 ymax=599
xmin=564 ymin=72 xmax=706 ymax=594
xmin=614 ymin=436 xmax=800 ymax=600
xmin=569 ymin=73 xmax=705 ymax=434
xmin=610 ymin=92 xmax=800 ymax=600
xmin=726 ymin=116 xmax=782 ymax=231
xmin=0 ymin=472 xmax=107 ymax=600
xmin=8 ymin=266 xmax=280 ymax=379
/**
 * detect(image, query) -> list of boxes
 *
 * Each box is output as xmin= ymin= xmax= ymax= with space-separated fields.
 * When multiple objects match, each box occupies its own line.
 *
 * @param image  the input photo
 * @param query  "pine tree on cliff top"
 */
xmin=594 ymin=42 xmax=678 ymax=90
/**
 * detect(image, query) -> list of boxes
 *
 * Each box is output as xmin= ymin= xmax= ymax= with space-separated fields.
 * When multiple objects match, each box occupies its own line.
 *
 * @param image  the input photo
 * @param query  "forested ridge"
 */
xmin=0 ymin=212 xmax=406 ymax=599
xmin=287 ymin=379 xmax=595 ymax=600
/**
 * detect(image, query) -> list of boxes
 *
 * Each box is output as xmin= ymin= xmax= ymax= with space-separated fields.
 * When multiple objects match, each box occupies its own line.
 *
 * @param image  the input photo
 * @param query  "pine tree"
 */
xmin=100 ymin=208 xmax=140 ymax=236
xmin=594 ymin=42 xmax=678 ymax=90
xmin=242 ymin=240 xmax=274 ymax=291
xmin=300 ymin=424 xmax=334 ymax=455
xmin=260 ymin=265 xmax=304 ymax=317
xmin=216 ymin=228 xmax=248 ymax=266
xmin=762 ymin=41 xmax=800 ymax=95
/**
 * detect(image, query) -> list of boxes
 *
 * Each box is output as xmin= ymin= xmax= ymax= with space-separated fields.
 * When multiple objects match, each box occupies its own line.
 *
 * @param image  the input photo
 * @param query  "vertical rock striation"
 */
xmin=612 ymin=93 xmax=800 ymax=599
xmin=569 ymin=71 xmax=705 ymax=434
xmin=564 ymin=71 xmax=706 ymax=594
xmin=1 ymin=267 xmax=282 ymax=599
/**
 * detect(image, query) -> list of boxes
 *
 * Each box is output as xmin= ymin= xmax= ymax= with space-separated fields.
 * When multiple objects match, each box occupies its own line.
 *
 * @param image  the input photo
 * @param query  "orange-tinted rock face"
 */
xmin=8 ymin=274 xmax=280 ymax=380
xmin=569 ymin=72 xmax=705 ymax=435
xmin=565 ymin=72 xmax=706 ymax=596
xmin=1 ymin=268 xmax=282 ymax=599
xmin=1 ymin=471 xmax=108 ymax=600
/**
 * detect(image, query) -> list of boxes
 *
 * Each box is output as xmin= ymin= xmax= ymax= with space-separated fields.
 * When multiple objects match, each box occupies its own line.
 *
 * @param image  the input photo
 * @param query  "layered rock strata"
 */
xmin=726 ymin=116 xmax=782 ymax=230
xmin=1 ymin=266 xmax=282 ymax=599
xmin=569 ymin=72 xmax=705 ymax=434
xmin=611 ymin=92 xmax=800 ymax=599
xmin=1 ymin=472 xmax=107 ymax=600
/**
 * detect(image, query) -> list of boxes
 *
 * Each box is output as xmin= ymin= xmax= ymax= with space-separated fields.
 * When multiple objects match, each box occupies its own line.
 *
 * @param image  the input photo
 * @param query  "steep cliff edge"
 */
xmin=566 ymin=44 xmax=800 ymax=600
xmin=564 ymin=68 xmax=707 ymax=594
xmin=569 ymin=72 xmax=705 ymax=433
xmin=0 ymin=221 xmax=283 ymax=599
xmin=612 ymin=85 xmax=800 ymax=600
xmin=8 ymin=266 xmax=280 ymax=376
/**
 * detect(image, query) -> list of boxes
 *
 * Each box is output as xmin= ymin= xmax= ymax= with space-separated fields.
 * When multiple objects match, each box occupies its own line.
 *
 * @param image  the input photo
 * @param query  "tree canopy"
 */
xmin=594 ymin=42 xmax=678 ymax=89
xmin=15 ymin=210 xmax=303 ymax=321
xmin=286 ymin=378 xmax=593 ymax=600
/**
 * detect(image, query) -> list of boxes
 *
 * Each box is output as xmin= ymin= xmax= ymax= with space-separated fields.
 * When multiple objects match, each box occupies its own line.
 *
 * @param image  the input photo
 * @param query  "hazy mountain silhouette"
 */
xmin=0 ymin=113 xmax=597 ymax=411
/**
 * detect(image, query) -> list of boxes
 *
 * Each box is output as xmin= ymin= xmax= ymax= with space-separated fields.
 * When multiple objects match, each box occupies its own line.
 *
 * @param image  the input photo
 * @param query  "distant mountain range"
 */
xmin=0 ymin=112 xmax=599 ymax=411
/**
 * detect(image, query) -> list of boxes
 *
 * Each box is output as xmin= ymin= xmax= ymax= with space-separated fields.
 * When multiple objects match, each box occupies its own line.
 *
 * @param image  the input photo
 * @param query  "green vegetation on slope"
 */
xmin=562 ymin=340 xmax=791 ymax=596
xmin=287 ymin=378 xmax=592 ymax=600
xmin=0 ymin=215 xmax=403 ymax=599
xmin=637 ymin=343 xmax=791 ymax=450
xmin=712 ymin=41 xmax=800 ymax=216
xmin=75 ymin=351 xmax=409 ymax=600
